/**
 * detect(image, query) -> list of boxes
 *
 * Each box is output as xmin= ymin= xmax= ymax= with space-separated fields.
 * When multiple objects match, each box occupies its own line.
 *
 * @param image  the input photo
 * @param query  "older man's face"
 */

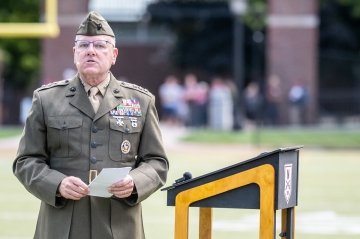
xmin=73 ymin=35 xmax=118 ymax=84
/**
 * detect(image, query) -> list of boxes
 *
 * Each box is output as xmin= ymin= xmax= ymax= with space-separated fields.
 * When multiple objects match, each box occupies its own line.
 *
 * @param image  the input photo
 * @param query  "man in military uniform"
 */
xmin=13 ymin=11 xmax=169 ymax=239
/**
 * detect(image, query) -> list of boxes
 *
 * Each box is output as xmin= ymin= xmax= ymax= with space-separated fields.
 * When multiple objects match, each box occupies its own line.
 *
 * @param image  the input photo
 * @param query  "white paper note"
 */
xmin=88 ymin=167 xmax=131 ymax=198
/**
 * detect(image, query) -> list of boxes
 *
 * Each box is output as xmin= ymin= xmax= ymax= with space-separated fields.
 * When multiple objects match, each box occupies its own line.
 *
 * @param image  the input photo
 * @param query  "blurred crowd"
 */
xmin=159 ymin=73 xmax=243 ymax=131
xmin=158 ymin=73 xmax=309 ymax=130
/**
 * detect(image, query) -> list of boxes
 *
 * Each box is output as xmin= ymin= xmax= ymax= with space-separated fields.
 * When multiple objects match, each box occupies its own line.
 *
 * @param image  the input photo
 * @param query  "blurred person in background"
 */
xmin=288 ymin=79 xmax=308 ymax=126
xmin=225 ymin=78 xmax=242 ymax=130
xmin=244 ymin=81 xmax=262 ymax=127
xmin=208 ymin=76 xmax=234 ymax=131
xmin=265 ymin=74 xmax=282 ymax=125
xmin=195 ymin=81 xmax=210 ymax=127
xmin=183 ymin=73 xmax=209 ymax=127
xmin=13 ymin=11 xmax=168 ymax=239
xmin=159 ymin=74 xmax=185 ymax=126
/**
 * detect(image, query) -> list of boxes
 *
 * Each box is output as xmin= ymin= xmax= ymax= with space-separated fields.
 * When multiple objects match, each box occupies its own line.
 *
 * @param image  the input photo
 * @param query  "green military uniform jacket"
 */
xmin=13 ymin=73 xmax=169 ymax=239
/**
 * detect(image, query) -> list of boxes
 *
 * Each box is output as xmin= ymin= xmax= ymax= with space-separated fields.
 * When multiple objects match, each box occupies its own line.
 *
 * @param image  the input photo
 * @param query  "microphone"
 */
xmin=174 ymin=172 xmax=192 ymax=184
xmin=161 ymin=172 xmax=193 ymax=191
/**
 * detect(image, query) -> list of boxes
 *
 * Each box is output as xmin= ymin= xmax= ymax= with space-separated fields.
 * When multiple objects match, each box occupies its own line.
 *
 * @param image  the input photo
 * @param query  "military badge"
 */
xmin=129 ymin=117 xmax=138 ymax=128
xmin=114 ymin=116 xmax=124 ymax=127
xmin=121 ymin=140 xmax=131 ymax=154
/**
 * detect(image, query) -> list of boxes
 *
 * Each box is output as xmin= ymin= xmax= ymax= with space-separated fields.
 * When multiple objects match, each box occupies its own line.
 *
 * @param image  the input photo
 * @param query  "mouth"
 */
xmin=86 ymin=59 xmax=96 ymax=63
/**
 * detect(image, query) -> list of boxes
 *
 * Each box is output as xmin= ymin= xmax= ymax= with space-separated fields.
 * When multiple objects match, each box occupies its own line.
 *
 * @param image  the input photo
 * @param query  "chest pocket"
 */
xmin=109 ymin=117 xmax=142 ymax=162
xmin=47 ymin=116 xmax=83 ymax=158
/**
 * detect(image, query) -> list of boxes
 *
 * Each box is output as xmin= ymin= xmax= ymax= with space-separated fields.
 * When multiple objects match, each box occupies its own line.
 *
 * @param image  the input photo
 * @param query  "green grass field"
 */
xmin=1 ymin=127 xmax=359 ymax=238
xmin=182 ymin=128 xmax=360 ymax=149
xmin=0 ymin=127 xmax=22 ymax=139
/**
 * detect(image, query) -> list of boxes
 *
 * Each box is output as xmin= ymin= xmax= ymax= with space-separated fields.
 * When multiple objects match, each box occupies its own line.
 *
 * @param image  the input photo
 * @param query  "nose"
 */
xmin=86 ymin=43 xmax=96 ymax=55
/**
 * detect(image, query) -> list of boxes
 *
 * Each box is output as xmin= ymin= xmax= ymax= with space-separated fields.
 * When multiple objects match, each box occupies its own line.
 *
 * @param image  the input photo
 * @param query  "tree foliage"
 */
xmin=241 ymin=0 xmax=360 ymax=30
xmin=0 ymin=0 xmax=40 ymax=89
xmin=337 ymin=0 xmax=360 ymax=17
xmin=242 ymin=0 xmax=267 ymax=31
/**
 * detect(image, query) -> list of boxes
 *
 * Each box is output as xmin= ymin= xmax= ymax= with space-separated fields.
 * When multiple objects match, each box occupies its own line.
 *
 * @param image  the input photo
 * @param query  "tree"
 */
xmin=338 ymin=0 xmax=360 ymax=17
xmin=0 ymin=0 xmax=41 ymax=89
xmin=0 ymin=0 xmax=41 ymax=124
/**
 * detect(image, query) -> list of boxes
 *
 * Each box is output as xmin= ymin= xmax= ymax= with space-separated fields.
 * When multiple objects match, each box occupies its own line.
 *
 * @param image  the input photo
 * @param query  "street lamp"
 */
xmin=229 ymin=0 xmax=248 ymax=130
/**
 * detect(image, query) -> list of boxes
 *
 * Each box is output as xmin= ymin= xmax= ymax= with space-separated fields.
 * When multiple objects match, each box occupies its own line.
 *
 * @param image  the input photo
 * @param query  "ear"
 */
xmin=73 ymin=47 xmax=76 ymax=64
xmin=112 ymin=48 xmax=119 ymax=65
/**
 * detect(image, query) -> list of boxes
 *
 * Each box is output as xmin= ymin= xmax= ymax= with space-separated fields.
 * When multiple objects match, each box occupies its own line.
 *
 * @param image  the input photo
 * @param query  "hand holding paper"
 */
xmin=109 ymin=174 xmax=135 ymax=198
xmin=88 ymin=167 xmax=131 ymax=197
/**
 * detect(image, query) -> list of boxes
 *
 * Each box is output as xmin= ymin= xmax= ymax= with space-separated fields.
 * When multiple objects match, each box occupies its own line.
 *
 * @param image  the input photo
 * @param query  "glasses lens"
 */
xmin=93 ymin=40 xmax=108 ymax=50
xmin=76 ymin=41 xmax=90 ymax=50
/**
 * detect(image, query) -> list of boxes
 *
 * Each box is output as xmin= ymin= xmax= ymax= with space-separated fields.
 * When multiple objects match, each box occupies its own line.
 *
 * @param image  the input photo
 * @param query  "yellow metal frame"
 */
xmin=281 ymin=208 xmax=295 ymax=239
xmin=174 ymin=164 xmax=275 ymax=239
xmin=0 ymin=0 xmax=59 ymax=38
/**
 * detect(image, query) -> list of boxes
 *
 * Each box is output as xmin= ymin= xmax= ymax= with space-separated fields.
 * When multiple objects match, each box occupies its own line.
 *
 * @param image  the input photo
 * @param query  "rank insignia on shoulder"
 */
xmin=120 ymin=81 xmax=150 ymax=95
xmin=39 ymin=79 xmax=70 ymax=91
xmin=109 ymin=98 xmax=142 ymax=117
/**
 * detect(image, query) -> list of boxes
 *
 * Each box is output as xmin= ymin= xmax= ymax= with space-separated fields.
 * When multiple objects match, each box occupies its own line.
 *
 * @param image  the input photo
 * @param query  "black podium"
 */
xmin=162 ymin=146 xmax=302 ymax=239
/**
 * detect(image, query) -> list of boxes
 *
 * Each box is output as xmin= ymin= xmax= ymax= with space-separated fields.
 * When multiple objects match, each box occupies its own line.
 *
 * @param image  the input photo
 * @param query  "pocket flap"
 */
xmin=48 ymin=116 xmax=83 ymax=129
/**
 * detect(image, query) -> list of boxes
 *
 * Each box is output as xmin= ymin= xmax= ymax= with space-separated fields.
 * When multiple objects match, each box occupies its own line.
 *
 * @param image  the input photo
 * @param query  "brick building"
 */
xmin=267 ymin=0 xmax=318 ymax=124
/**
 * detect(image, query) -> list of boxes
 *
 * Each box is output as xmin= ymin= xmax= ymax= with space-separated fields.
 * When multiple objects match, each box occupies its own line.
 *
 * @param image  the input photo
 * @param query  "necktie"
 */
xmin=89 ymin=87 xmax=100 ymax=113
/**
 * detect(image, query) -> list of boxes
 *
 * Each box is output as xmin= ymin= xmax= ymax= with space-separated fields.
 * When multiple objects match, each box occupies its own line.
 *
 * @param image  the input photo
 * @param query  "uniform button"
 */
xmin=91 ymin=142 xmax=97 ymax=148
xmin=92 ymin=126 xmax=98 ymax=133
xmin=90 ymin=156 xmax=97 ymax=164
xmin=113 ymin=89 xmax=119 ymax=94
xmin=125 ymin=127 xmax=130 ymax=133
xmin=70 ymin=87 xmax=76 ymax=92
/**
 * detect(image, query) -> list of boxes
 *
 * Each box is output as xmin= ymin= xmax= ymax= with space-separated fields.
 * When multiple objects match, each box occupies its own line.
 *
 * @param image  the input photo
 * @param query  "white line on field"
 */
xmin=213 ymin=211 xmax=360 ymax=235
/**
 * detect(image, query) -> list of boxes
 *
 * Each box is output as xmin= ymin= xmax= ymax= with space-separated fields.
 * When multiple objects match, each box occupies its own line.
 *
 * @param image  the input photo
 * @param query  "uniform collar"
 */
xmin=80 ymin=73 xmax=110 ymax=96
xmin=65 ymin=73 xmax=124 ymax=120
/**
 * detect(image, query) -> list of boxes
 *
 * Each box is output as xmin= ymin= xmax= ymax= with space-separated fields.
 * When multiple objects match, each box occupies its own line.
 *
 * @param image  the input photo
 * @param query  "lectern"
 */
xmin=162 ymin=146 xmax=302 ymax=239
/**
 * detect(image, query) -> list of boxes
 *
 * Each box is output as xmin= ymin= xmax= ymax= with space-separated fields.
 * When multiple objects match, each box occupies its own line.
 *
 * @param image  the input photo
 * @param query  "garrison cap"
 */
xmin=76 ymin=11 xmax=115 ymax=37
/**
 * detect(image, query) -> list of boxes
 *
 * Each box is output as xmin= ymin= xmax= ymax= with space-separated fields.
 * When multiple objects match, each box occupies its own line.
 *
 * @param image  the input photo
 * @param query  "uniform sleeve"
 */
xmin=127 ymin=95 xmax=169 ymax=205
xmin=13 ymin=90 xmax=67 ymax=208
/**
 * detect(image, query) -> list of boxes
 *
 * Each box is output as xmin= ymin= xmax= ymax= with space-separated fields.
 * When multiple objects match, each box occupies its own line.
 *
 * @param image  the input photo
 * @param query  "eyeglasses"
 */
xmin=74 ymin=40 xmax=114 ymax=51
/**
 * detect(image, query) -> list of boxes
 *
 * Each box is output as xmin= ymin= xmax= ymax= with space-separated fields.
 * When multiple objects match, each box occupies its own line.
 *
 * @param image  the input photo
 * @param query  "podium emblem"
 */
xmin=284 ymin=164 xmax=292 ymax=204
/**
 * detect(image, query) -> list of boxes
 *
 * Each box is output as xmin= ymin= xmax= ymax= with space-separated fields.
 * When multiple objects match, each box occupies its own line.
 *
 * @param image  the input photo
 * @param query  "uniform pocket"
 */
xmin=47 ymin=116 xmax=83 ymax=158
xmin=108 ymin=117 xmax=142 ymax=162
